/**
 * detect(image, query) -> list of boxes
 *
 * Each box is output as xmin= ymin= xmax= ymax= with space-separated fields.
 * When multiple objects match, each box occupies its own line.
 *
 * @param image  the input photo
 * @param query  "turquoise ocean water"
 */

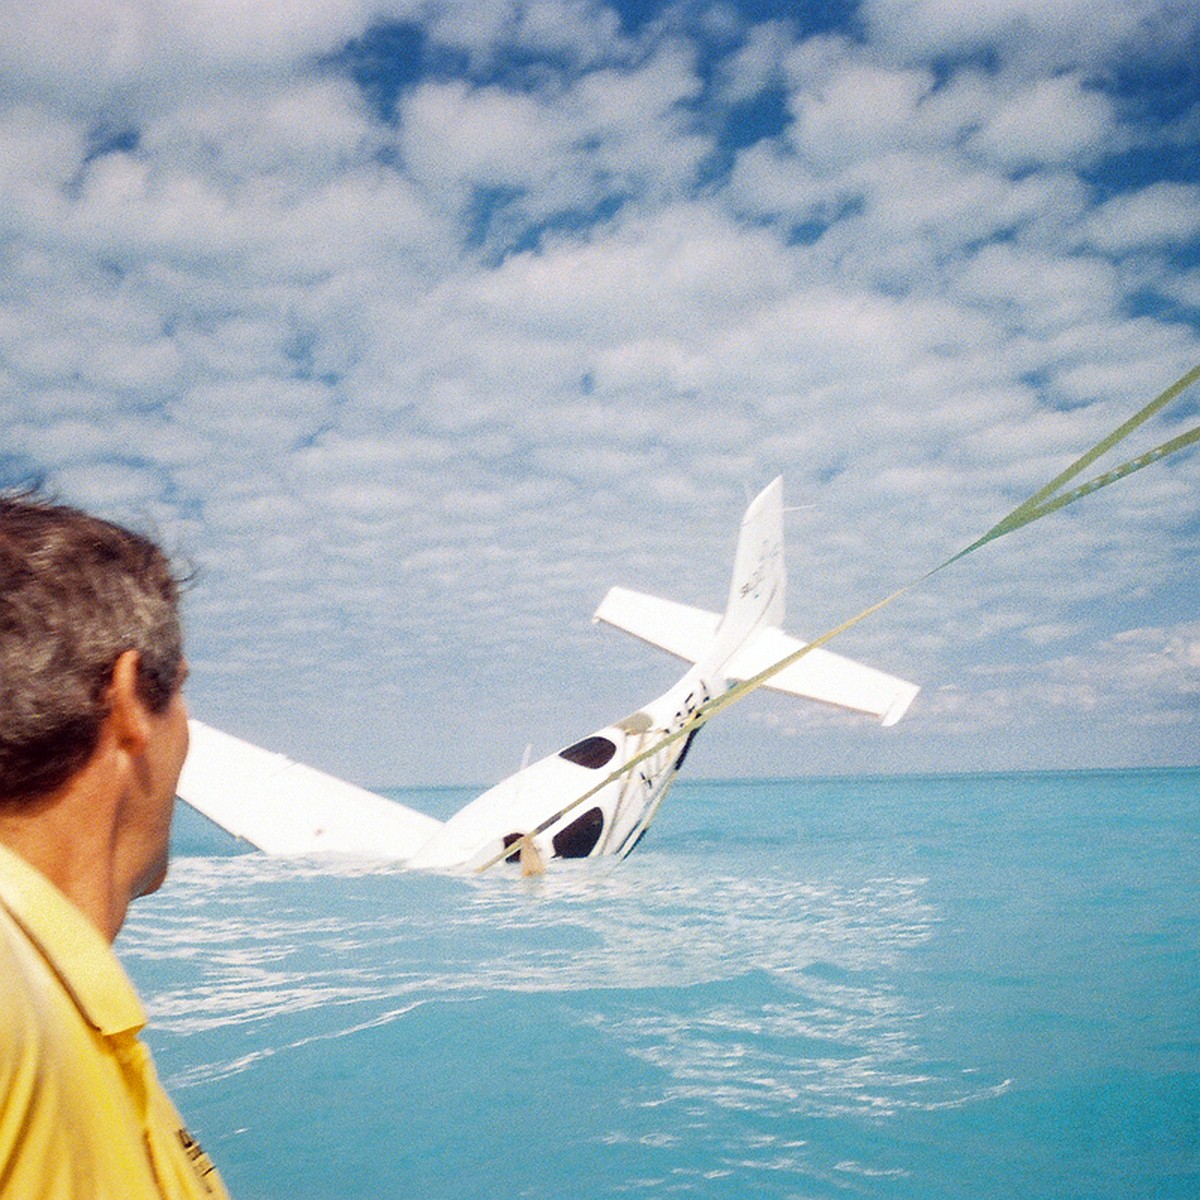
xmin=120 ymin=769 xmax=1199 ymax=1199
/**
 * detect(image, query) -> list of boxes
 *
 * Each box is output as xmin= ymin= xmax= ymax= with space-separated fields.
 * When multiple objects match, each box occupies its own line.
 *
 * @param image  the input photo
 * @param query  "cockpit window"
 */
xmin=558 ymin=735 xmax=617 ymax=769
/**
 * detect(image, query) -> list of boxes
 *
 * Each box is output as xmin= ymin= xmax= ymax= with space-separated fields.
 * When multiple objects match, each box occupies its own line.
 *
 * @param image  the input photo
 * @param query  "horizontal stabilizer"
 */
xmin=725 ymin=627 xmax=919 ymax=725
xmin=594 ymin=587 xmax=918 ymax=725
xmin=176 ymin=721 xmax=443 ymax=859
xmin=594 ymin=586 xmax=720 ymax=663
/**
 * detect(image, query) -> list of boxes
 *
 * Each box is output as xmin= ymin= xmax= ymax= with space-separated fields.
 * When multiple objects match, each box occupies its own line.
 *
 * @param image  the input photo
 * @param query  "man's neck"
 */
xmin=0 ymin=749 xmax=128 ymax=942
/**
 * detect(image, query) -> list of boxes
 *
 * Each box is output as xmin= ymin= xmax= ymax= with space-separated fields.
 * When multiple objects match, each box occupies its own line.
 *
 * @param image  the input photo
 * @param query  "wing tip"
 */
xmin=880 ymin=684 xmax=920 ymax=727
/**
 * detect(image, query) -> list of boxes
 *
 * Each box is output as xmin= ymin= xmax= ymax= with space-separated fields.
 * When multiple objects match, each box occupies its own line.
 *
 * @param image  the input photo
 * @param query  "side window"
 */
xmin=552 ymin=807 xmax=605 ymax=858
xmin=558 ymin=735 xmax=617 ymax=769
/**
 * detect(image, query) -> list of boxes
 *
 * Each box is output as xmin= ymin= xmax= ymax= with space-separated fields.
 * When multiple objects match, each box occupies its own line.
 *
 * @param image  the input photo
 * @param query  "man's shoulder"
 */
xmin=0 ymin=900 xmax=45 ymax=1009
xmin=0 ymin=880 xmax=112 ymax=1094
xmin=0 ymin=843 xmax=147 ymax=1036
xmin=0 ymin=904 xmax=61 ymax=1189
xmin=0 ymin=901 xmax=61 ymax=1063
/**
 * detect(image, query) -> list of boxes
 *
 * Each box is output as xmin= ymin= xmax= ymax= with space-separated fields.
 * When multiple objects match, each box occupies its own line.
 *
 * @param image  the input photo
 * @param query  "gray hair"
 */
xmin=0 ymin=492 xmax=186 ymax=805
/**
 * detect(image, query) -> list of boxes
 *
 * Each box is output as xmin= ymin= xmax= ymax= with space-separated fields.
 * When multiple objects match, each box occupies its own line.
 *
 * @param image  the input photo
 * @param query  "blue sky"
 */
xmin=2 ymin=0 xmax=1198 ymax=786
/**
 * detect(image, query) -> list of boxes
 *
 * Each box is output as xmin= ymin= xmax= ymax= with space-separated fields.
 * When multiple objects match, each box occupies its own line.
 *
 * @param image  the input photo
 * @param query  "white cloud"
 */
xmin=856 ymin=618 xmax=1200 ymax=754
xmin=52 ymin=457 xmax=168 ymax=509
xmin=1159 ymin=268 xmax=1200 ymax=311
xmin=0 ymin=0 xmax=1197 ymax=784
xmin=467 ymin=203 xmax=794 ymax=343
xmin=1083 ymin=183 xmax=1200 ymax=255
xmin=954 ymin=244 xmax=1121 ymax=333
xmin=787 ymin=60 xmax=936 ymax=171
xmin=0 ymin=0 xmax=422 ymax=113
xmin=142 ymin=78 xmax=380 ymax=188
xmin=846 ymin=152 xmax=1050 ymax=250
xmin=861 ymin=0 xmax=1178 ymax=70
xmin=726 ymin=139 xmax=832 ymax=225
xmin=0 ymin=106 xmax=85 ymax=197
xmin=969 ymin=74 xmax=1115 ymax=170
xmin=717 ymin=19 xmax=792 ymax=104
xmin=401 ymin=80 xmax=569 ymax=194
xmin=397 ymin=40 xmax=709 ymax=232
xmin=427 ymin=0 xmax=626 ymax=70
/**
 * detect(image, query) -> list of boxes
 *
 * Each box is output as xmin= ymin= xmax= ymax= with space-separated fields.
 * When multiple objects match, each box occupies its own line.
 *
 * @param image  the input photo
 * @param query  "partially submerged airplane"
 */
xmin=177 ymin=479 xmax=919 ymax=873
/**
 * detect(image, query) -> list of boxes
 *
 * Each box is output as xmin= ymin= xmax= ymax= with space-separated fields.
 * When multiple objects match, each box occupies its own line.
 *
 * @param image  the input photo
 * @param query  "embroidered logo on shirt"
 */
xmin=177 ymin=1127 xmax=221 ymax=1193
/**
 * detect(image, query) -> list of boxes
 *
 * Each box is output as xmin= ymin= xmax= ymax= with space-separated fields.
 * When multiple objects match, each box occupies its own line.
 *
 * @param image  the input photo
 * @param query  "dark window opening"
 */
xmin=619 ymin=825 xmax=649 ymax=858
xmin=674 ymin=727 xmax=701 ymax=772
xmin=558 ymin=735 xmax=617 ymax=769
xmin=552 ymin=807 xmax=605 ymax=859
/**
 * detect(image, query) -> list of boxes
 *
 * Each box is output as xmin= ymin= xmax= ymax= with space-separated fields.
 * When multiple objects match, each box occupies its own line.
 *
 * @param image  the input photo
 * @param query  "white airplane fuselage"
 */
xmin=176 ymin=479 xmax=919 ymax=873
xmin=405 ymin=667 xmax=719 ymax=871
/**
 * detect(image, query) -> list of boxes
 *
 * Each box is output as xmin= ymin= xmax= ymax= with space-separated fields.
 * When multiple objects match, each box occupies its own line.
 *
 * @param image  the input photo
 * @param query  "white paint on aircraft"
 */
xmin=176 ymin=479 xmax=918 ymax=872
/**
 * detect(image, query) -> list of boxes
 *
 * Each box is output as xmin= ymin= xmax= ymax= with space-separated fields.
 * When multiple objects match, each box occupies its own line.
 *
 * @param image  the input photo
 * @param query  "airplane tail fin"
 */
xmin=592 ymin=479 xmax=919 ymax=726
xmin=703 ymin=477 xmax=787 ymax=674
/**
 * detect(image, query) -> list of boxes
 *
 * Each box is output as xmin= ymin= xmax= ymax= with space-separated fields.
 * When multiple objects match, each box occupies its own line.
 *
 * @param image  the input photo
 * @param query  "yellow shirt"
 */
xmin=0 ymin=843 xmax=231 ymax=1199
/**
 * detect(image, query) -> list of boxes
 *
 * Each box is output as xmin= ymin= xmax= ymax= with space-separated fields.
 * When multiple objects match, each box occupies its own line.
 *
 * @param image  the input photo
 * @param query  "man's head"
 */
xmin=0 ymin=492 xmax=187 ymax=808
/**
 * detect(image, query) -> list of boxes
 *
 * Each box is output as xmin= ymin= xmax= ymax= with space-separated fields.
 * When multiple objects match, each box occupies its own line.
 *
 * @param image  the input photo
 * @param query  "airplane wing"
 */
xmin=175 ymin=720 xmax=443 ymax=859
xmin=593 ymin=586 xmax=918 ymax=725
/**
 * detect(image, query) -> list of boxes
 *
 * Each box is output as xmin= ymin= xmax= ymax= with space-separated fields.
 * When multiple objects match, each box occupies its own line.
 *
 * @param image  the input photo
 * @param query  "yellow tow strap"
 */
xmin=477 ymin=363 xmax=1200 ymax=873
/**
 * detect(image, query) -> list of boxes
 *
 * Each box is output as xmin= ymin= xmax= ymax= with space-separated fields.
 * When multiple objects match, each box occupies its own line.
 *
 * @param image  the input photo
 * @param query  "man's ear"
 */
xmin=107 ymin=650 xmax=151 ymax=755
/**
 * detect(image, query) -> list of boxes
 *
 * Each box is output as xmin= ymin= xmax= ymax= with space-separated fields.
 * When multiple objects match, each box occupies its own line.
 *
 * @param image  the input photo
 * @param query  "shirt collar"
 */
xmin=0 ymin=841 xmax=146 ymax=1037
